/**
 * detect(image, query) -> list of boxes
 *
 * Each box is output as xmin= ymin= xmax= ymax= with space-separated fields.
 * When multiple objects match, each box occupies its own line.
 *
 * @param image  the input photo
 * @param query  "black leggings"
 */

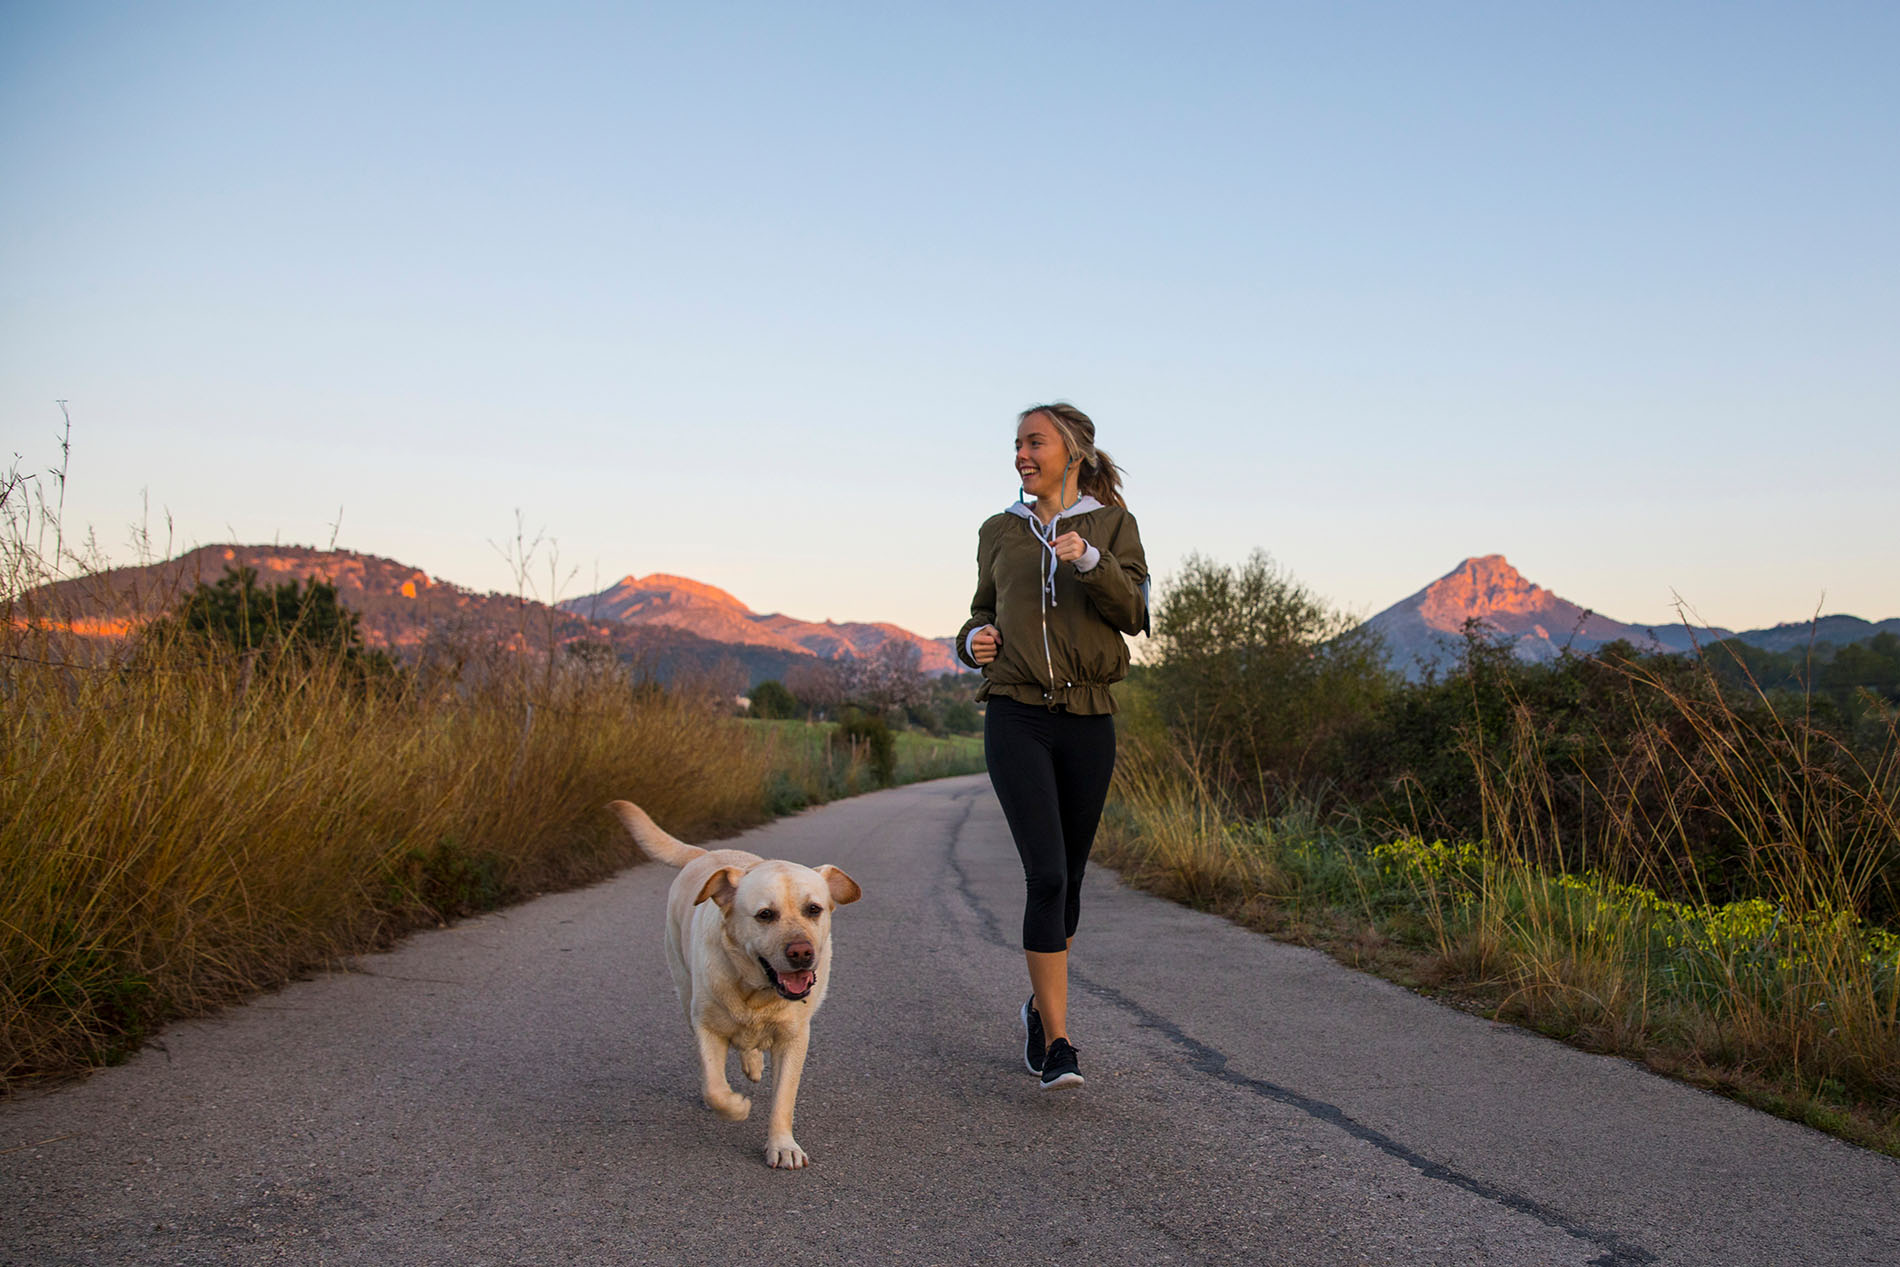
xmin=983 ymin=697 xmax=1118 ymax=954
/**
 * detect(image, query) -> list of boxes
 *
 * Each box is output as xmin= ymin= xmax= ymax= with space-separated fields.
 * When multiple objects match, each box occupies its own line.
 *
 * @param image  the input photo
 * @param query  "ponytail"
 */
xmin=1017 ymin=402 xmax=1127 ymax=509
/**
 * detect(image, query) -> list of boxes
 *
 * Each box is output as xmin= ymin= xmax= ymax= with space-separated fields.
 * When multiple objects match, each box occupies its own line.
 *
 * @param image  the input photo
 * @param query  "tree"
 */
xmin=749 ymin=678 xmax=797 ymax=719
xmin=843 ymin=640 xmax=929 ymax=716
xmin=155 ymin=565 xmax=393 ymax=676
xmin=1148 ymin=550 xmax=1390 ymax=803
xmin=785 ymin=659 xmax=848 ymax=720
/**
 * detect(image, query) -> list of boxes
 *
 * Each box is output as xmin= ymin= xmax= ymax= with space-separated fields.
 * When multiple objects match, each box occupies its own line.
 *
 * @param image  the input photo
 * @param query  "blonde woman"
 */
xmin=956 ymin=403 xmax=1148 ymax=1088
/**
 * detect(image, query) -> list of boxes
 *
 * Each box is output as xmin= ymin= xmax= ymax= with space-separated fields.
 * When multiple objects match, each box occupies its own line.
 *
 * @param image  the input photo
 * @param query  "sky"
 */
xmin=2 ymin=1 xmax=1895 ymax=640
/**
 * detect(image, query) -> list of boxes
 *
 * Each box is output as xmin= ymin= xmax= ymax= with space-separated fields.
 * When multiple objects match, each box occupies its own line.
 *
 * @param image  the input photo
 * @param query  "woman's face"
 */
xmin=1015 ymin=412 xmax=1071 ymax=500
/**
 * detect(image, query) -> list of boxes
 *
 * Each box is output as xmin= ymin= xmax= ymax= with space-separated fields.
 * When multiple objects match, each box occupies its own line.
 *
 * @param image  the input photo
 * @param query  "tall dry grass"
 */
xmin=1452 ymin=657 xmax=1900 ymax=1122
xmin=1100 ymin=662 xmax=1900 ymax=1152
xmin=0 ymin=640 xmax=780 ymax=1087
xmin=0 ymin=455 xmax=784 ymax=1088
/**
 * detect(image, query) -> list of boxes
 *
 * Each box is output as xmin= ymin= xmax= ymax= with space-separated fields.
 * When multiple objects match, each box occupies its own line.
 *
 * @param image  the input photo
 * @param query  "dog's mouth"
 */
xmin=760 ymin=958 xmax=816 ymax=1002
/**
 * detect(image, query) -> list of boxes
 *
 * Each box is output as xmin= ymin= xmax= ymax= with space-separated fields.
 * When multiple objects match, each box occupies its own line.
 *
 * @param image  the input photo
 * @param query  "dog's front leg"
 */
xmin=694 ymin=1027 xmax=751 ymax=1121
xmin=763 ymin=1027 xmax=811 ymax=1169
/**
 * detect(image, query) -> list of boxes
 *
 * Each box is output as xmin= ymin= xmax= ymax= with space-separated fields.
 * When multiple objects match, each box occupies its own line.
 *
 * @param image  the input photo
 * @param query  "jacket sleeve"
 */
xmin=954 ymin=523 xmax=998 ymax=670
xmin=1076 ymin=510 xmax=1149 ymax=637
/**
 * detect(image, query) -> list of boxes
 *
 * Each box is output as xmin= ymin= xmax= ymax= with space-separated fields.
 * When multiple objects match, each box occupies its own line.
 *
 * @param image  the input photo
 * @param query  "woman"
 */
xmin=956 ymin=402 xmax=1148 ymax=1090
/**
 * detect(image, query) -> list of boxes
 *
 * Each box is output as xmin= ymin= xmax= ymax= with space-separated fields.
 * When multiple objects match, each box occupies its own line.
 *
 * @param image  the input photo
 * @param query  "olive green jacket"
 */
xmin=955 ymin=496 xmax=1149 ymax=714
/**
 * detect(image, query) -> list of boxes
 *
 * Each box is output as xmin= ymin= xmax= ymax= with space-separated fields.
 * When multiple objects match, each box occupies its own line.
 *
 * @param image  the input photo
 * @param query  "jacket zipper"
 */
xmin=1037 ymin=519 xmax=1057 ymax=699
xmin=1040 ymin=568 xmax=1056 ymax=696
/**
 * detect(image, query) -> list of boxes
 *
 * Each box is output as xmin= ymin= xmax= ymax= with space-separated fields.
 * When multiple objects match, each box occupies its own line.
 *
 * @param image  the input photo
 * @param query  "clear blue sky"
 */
xmin=3 ymin=2 xmax=1895 ymax=638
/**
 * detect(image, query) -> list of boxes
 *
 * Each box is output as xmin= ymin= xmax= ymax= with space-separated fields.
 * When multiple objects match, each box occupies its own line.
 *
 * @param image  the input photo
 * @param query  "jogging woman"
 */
xmin=955 ymin=403 xmax=1148 ymax=1089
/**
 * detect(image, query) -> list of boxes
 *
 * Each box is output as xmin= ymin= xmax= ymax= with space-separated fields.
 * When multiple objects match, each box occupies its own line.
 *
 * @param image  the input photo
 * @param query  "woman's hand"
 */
xmin=970 ymin=624 xmax=1002 ymax=665
xmin=1051 ymin=532 xmax=1089 ymax=563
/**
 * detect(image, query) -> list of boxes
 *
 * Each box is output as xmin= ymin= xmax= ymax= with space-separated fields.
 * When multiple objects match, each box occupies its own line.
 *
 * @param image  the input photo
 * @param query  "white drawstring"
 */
xmin=1017 ymin=456 xmax=1082 ymax=607
xmin=1031 ymin=514 xmax=1062 ymax=607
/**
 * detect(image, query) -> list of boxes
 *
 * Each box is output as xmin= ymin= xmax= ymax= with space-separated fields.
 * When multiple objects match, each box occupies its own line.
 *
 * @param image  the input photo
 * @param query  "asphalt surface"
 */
xmin=4 ymin=774 xmax=1896 ymax=1266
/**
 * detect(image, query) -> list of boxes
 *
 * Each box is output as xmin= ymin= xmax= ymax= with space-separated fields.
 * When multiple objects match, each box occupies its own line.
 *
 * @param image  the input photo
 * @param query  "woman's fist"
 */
xmin=1051 ymin=532 xmax=1088 ymax=563
xmin=970 ymin=624 xmax=1002 ymax=665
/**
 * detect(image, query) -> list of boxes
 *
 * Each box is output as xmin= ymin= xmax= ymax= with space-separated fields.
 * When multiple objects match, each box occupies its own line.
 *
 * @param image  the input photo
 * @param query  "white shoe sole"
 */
xmin=1040 ymin=1071 xmax=1084 ymax=1090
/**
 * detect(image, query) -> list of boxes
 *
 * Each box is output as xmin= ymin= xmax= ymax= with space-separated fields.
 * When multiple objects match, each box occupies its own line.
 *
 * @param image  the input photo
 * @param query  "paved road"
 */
xmin=4 ymin=775 xmax=1896 ymax=1266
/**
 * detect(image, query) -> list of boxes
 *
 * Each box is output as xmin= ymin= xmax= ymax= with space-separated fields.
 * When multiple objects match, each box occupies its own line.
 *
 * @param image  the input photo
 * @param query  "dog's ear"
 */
xmin=817 ymin=865 xmax=861 ymax=907
xmin=694 ymin=866 xmax=745 ymax=910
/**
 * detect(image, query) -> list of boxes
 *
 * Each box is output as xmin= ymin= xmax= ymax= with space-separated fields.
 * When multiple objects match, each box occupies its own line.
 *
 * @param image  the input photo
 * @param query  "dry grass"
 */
xmin=1 ymin=455 xmax=839 ymax=1090
xmin=0 ymin=631 xmax=783 ymax=1088
xmin=0 ymin=438 xmax=990 ymax=1090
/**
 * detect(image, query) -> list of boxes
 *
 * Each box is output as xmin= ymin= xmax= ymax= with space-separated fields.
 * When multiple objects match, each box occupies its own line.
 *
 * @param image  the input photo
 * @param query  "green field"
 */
xmin=741 ymin=718 xmax=985 ymax=811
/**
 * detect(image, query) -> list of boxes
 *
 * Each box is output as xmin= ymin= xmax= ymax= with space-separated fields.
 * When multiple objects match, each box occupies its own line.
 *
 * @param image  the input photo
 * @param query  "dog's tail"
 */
xmin=608 ymin=800 xmax=705 ymax=868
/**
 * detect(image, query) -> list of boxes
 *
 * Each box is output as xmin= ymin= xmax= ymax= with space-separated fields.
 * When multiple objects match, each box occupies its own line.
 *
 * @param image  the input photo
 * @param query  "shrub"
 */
xmin=940 ymin=698 xmax=982 ymax=734
xmin=749 ymin=678 xmax=797 ymax=720
xmin=837 ymin=709 xmax=896 ymax=787
xmin=148 ymin=564 xmax=395 ymax=678
xmin=1146 ymin=550 xmax=1393 ymax=808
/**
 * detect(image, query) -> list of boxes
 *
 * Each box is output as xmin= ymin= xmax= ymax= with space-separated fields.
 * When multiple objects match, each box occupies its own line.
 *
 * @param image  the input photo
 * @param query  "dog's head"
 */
xmin=695 ymin=860 xmax=861 ymax=1002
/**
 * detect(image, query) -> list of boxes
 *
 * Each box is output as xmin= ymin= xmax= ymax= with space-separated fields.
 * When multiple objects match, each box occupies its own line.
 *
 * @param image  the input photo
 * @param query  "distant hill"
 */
xmin=14 ymin=546 xmax=957 ymax=687
xmin=560 ymin=573 xmax=961 ymax=676
xmin=1729 ymin=615 xmax=1900 ymax=654
xmin=1362 ymin=555 xmax=1729 ymax=678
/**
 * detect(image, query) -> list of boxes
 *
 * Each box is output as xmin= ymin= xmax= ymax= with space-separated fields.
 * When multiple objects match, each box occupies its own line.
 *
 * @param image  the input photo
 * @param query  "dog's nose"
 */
xmin=785 ymin=940 xmax=815 ymax=969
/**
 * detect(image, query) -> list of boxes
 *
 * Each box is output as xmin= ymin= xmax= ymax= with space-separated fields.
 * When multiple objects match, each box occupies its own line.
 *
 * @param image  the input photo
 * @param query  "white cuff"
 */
xmin=1074 ymin=544 xmax=1101 ymax=573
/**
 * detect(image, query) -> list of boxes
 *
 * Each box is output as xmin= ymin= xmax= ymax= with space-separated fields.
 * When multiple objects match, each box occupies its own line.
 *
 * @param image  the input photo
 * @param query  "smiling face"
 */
xmin=1015 ymin=410 xmax=1073 ymax=502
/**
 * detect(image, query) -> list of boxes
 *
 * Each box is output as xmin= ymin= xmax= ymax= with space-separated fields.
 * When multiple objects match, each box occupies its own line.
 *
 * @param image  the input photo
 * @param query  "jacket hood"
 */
xmin=1003 ymin=494 xmax=1105 ymax=524
xmin=1004 ymin=495 xmax=1109 ymax=610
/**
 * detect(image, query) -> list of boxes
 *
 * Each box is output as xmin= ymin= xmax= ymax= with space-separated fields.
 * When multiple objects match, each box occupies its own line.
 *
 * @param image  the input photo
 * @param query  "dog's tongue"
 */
xmin=779 ymin=970 xmax=815 ymax=995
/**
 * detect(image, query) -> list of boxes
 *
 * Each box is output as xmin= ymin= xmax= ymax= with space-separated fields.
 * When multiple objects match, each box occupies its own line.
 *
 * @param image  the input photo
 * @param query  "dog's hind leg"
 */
xmin=694 ymin=1027 xmax=752 ymax=1121
xmin=741 ymin=1048 xmax=765 ymax=1082
xmin=763 ymin=1028 xmax=811 ymax=1169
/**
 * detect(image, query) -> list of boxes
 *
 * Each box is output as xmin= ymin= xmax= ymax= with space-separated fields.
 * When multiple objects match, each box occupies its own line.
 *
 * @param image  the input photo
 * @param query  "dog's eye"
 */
xmin=755 ymin=908 xmax=778 ymax=923
xmin=804 ymin=903 xmax=824 ymax=919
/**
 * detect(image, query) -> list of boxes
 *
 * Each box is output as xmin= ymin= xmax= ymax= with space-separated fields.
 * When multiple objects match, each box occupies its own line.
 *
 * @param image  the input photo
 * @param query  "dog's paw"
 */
xmin=707 ymin=1091 xmax=752 ymax=1121
xmin=742 ymin=1049 xmax=765 ymax=1082
xmin=765 ymin=1137 xmax=808 ymax=1169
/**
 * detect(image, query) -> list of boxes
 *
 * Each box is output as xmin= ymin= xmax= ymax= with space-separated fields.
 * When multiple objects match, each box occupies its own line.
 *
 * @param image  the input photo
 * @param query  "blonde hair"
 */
xmin=1017 ymin=402 xmax=1127 ymax=509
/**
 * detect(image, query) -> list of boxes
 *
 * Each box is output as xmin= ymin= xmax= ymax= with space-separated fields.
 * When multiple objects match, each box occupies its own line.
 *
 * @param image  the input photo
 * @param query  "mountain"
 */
xmin=14 ymin=546 xmax=958 ymax=687
xmin=559 ymin=574 xmax=960 ymax=676
xmin=1729 ymin=615 xmax=1900 ymax=654
xmin=1364 ymin=555 xmax=1734 ymax=678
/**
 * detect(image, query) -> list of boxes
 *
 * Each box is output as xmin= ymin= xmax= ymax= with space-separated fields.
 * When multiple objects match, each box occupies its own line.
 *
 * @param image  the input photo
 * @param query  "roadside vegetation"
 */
xmin=1103 ymin=550 xmax=1900 ymax=1155
xmin=0 ymin=455 xmax=982 ymax=1091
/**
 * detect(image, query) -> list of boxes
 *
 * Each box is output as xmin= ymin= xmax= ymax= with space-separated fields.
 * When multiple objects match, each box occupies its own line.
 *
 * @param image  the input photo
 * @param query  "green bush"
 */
xmin=1336 ymin=630 xmax=1900 ymax=924
xmin=749 ymin=678 xmax=797 ymax=720
xmin=837 ymin=709 xmax=896 ymax=787
xmin=148 ymin=565 xmax=395 ymax=678
xmin=940 ymin=698 xmax=982 ymax=734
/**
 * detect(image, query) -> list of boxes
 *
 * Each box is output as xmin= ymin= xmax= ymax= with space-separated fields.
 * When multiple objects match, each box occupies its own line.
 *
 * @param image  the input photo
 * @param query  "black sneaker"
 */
xmin=1021 ymin=997 xmax=1046 ymax=1074
xmin=1039 ymin=1037 xmax=1083 ymax=1089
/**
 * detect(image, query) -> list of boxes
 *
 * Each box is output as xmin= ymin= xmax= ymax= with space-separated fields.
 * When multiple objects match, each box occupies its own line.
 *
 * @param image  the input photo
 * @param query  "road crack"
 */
xmin=944 ymin=789 xmax=1656 ymax=1267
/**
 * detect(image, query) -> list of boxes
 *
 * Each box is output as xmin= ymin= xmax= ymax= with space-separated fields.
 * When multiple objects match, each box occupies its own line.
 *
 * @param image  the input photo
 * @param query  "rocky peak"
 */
xmin=1417 ymin=555 xmax=1553 ymax=626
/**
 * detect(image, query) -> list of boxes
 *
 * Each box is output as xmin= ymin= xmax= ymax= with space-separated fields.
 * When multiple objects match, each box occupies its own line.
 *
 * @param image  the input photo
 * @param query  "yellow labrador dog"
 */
xmin=610 ymin=800 xmax=861 ymax=1169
